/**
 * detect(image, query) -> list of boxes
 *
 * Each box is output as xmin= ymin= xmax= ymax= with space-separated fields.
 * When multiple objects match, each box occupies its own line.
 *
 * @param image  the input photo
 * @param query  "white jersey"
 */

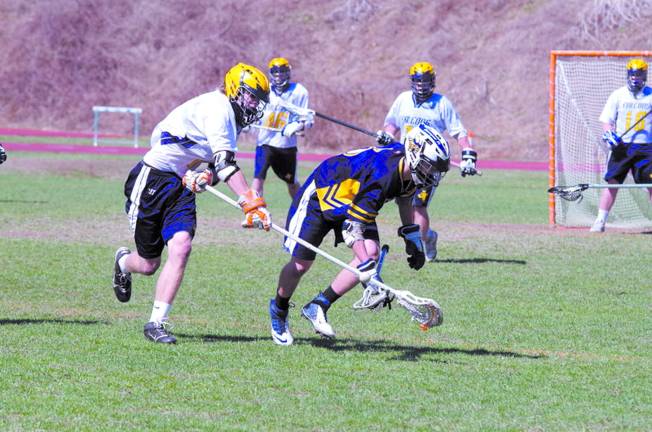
xmin=256 ymin=83 xmax=309 ymax=149
xmin=144 ymin=90 xmax=239 ymax=177
xmin=384 ymin=90 xmax=467 ymax=140
xmin=599 ymin=85 xmax=652 ymax=144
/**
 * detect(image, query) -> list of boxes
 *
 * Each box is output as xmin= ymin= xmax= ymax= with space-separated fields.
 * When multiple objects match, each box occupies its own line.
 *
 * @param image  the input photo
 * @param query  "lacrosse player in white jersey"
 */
xmin=591 ymin=58 xmax=652 ymax=232
xmin=376 ymin=61 xmax=478 ymax=261
xmin=252 ymin=57 xmax=311 ymax=198
xmin=112 ymin=63 xmax=272 ymax=344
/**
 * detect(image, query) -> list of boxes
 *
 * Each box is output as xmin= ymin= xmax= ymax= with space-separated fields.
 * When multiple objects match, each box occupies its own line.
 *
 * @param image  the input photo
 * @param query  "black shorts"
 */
xmin=254 ymin=145 xmax=298 ymax=184
xmin=124 ymin=161 xmax=196 ymax=259
xmin=604 ymin=143 xmax=652 ymax=183
xmin=413 ymin=186 xmax=436 ymax=207
xmin=283 ymin=180 xmax=379 ymax=261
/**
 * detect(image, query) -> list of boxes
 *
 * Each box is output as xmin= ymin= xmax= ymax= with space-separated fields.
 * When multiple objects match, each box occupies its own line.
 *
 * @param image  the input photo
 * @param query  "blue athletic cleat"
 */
xmin=301 ymin=299 xmax=335 ymax=339
xmin=269 ymin=299 xmax=293 ymax=346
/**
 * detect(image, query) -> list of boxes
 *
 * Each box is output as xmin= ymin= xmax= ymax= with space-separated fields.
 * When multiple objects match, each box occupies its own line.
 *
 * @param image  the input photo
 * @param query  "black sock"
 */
xmin=275 ymin=294 xmax=290 ymax=311
xmin=322 ymin=286 xmax=341 ymax=304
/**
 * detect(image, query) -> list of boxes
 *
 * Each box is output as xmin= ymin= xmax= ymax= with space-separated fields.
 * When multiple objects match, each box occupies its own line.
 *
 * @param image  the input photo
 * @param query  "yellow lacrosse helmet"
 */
xmin=268 ymin=57 xmax=291 ymax=70
xmin=626 ymin=58 xmax=648 ymax=93
xmin=409 ymin=62 xmax=436 ymax=102
xmin=268 ymin=57 xmax=292 ymax=90
xmin=224 ymin=63 xmax=270 ymax=126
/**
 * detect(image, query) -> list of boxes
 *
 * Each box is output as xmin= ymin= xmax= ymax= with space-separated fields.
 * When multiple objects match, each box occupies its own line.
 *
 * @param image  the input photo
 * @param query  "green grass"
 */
xmin=1 ymin=152 xmax=651 ymax=431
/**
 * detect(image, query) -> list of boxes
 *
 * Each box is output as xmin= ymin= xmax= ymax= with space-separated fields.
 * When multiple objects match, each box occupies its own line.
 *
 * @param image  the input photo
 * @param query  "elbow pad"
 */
xmin=211 ymin=150 xmax=240 ymax=183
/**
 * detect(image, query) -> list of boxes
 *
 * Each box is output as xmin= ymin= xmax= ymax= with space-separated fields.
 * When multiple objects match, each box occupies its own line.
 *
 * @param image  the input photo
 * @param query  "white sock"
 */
xmin=596 ymin=209 xmax=609 ymax=223
xmin=118 ymin=254 xmax=130 ymax=273
xmin=149 ymin=301 xmax=172 ymax=324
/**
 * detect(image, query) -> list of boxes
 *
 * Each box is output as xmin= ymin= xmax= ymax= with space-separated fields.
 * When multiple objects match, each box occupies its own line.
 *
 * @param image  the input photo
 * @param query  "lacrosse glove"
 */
xmin=0 ymin=143 xmax=6 ymax=164
xmin=183 ymin=168 xmax=217 ymax=193
xmin=460 ymin=148 xmax=478 ymax=177
xmin=397 ymin=224 xmax=426 ymax=270
xmin=282 ymin=121 xmax=303 ymax=137
xmin=357 ymin=258 xmax=378 ymax=284
xmin=376 ymin=130 xmax=394 ymax=146
xmin=602 ymin=130 xmax=622 ymax=150
xmin=238 ymin=189 xmax=271 ymax=231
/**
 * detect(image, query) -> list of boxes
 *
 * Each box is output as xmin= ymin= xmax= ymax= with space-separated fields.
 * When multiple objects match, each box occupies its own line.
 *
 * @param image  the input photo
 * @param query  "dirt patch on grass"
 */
xmin=4 ymin=156 xmax=135 ymax=180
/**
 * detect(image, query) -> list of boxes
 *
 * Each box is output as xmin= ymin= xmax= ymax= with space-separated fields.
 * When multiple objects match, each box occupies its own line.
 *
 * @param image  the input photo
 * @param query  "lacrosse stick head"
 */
xmin=548 ymin=184 xmax=588 ymax=202
xmin=396 ymin=298 xmax=443 ymax=330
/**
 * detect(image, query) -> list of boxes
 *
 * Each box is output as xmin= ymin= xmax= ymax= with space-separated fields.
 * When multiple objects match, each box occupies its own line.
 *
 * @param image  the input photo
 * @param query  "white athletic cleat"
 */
xmin=301 ymin=302 xmax=335 ymax=339
xmin=269 ymin=299 xmax=293 ymax=346
xmin=425 ymin=229 xmax=438 ymax=262
xmin=590 ymin=219 xmax=606 ymax=233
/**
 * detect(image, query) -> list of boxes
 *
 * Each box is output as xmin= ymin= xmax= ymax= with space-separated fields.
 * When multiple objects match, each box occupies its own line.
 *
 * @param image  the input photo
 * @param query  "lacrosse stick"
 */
xmin=204 ymin=185 xmax=442 ymax=330
xmin=249 ymin=124 xmax=282 ymax=132
xmin=277 ymin=98 xmax=481 ymax=176
xmin=352 ymin=244 xmax=442 ymax=329
xmin=548 ymin=183 xmax=652 ymax=202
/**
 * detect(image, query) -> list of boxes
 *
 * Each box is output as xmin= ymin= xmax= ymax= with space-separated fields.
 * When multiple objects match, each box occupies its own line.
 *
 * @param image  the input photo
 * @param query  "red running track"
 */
xmin=1 ymin=141 xmax=548 ymax=171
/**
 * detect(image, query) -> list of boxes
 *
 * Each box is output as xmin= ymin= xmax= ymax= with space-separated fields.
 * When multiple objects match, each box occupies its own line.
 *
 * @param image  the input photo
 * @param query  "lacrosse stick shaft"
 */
xmin=250 ymin=124 xmax=282 ymax=132
xmin=313 ymin=111 xmax=377 ymax=137
xmin=589 ymin=183 xmax=652 ymax=189
xmin=617 ymin=107 xmax=652 ymax=140
xmin=204 ymin=185 xmax=419 ymax=298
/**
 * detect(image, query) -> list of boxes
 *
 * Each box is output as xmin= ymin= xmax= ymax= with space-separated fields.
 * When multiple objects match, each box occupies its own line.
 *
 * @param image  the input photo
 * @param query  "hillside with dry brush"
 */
xmin=1 ymin=0 xmax=651 ymax=160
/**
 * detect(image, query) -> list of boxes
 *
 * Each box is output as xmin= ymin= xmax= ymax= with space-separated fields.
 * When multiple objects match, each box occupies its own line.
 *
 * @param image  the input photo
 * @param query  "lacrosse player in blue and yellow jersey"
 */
xmin=268 ymin=124 xmax=451 ymax=345
xmin=377 ymin=61 xmax=478 ymax=262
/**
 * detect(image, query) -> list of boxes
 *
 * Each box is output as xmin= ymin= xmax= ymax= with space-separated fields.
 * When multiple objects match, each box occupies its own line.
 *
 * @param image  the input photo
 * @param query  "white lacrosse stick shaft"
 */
xmin=249 ymin=124 xmax=282 ymax=132
xmin=204 ymin=185 xmax=439 ymax=310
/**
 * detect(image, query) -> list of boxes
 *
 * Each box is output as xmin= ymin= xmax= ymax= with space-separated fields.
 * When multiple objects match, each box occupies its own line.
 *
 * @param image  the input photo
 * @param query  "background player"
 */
xmin=377 ymin=61 xmax=478 ymax=261
xmin=268 ymin=124 xmax=450 ymax=345
xmin=591 ymin=58 xmax=652 ymax=232
xmin=252 ymin=57 xmax=311 ymax=198
xmin=112 ymin=63 xmax=272 ymax=344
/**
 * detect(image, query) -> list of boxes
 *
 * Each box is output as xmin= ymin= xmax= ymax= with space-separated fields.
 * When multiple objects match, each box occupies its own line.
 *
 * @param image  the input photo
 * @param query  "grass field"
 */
xmin=1 ymin=151 xmax=651 ymax=431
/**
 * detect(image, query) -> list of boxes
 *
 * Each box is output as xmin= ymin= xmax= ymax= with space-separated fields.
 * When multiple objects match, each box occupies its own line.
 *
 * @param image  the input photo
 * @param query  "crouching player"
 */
xmin=268 ymin=124 xmax=450 ymax=345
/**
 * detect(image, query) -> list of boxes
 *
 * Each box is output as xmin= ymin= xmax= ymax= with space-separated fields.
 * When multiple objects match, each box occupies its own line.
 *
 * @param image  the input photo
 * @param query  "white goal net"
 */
xmin=550 ymin=51 xmax=652 ymax=228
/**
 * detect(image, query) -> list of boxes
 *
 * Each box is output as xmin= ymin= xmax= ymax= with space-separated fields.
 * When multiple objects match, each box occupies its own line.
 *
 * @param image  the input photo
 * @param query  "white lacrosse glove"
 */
xmin=183 ymin=169 xmax=215 ymax=193
xmin=460 ymin=148 xmax=478 ymax=177
xmin=238 ymin=189 xmax=271 ymax=231
xmin=357 ymin=258 xmax=378 ymax=284
xmin=602 ymin=130 xmax=622 ymax=150
xmin=299 ymin=111 xmax=315 ymax=128
xmin=376 ymin=130 xmax=394 ymax=146
xmin=342 ymin=219 xmax=367 ymax=248
xmin=281 ymin=122 xmax=303 ymax=137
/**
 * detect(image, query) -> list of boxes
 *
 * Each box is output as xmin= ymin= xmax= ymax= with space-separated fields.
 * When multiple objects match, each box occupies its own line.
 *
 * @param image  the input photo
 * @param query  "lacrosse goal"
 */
xmin=92 ymin=105 xmax=142 ymax=148
xmin=549 ymin=50 xmax=652 ymax=228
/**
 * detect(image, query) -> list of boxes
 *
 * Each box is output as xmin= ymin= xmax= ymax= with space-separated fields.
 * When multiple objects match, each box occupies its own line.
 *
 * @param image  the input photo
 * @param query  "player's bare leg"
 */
xmin=287 ymin=181 xmax=300 ymax=199
xmin=143 ymin=231 xmax=192 ymax=344
xmin=591 ymin=179 xmax=620 ymax=232
xmin=252 ymin=177 xmax=264 ymax=196
xmin=302 ymin=239 xmax=379 ymax=338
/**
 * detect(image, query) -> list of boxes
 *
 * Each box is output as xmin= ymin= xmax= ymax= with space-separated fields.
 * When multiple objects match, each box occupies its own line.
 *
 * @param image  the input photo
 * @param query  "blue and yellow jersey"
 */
xmin=304 ymin=145 xmax=414 ymax=223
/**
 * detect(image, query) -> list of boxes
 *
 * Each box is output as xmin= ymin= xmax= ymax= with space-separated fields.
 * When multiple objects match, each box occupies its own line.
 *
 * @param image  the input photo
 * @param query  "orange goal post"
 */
xmin=549 ymin=50 xmax=652 ymax=228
